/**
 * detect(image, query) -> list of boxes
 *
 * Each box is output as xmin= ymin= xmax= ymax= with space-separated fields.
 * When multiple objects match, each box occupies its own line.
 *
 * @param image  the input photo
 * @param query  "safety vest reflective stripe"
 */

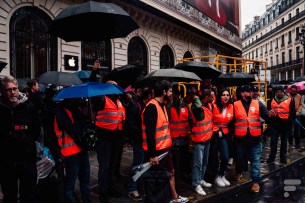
xmin=143 ymin=134 xmax=171 ymax=143
xmin=95 ymin=96 xmax=125 ymax=130
xmin=142 ymin=99 xmax=172 ymax=150
xmin=169 ymin=120 xmax=188 ymax=124
xmin=191 ymin=106 xmax=213 ymax=142
xmin=271 ymin=98 xmax=291 ymax=119
xmin=54 ymin=109 xmax=82 ymax=157
xmin=212 ymin=104 xmax=233 ymax=134
xmin=234 ymin=100 xmax=261 ymax=137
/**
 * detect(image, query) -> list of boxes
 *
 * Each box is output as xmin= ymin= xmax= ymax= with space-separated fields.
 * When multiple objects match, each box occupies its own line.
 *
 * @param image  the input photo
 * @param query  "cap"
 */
xmin=250 ymin=85 xmax=258 ymax=92
xmin=276 ymin=86 xmax=284 ymax=92
xmin=240 ymin=85 xmax=251 ymax=92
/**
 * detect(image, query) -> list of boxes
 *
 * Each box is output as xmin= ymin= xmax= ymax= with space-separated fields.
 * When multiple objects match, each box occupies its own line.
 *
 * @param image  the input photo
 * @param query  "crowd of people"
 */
xmin=0 ymin=66 xmax=303 ymax=203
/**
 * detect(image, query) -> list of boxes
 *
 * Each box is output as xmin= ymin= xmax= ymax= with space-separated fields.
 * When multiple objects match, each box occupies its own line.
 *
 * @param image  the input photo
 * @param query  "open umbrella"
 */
xmin=0 ymin=60 xmax=7 ymax=73
xmin=133 ymin=69 xmax=201 ymax=88
xmin=215 ymin=72 xmax=255 ymax=87
xmin=38 ymin=71 xmax=83 ymax=86
xmin=48 ymin=1 xmax=139 ymax=42
xmin=174 ymin=61 xmax=221 ymax=80
xmin=102 ymin=64 xmax=143 ymax=88
xmin=285 ymin=81 xmax=305 ymax=93
xmin=53 ymin=82 xmax=125 ymax=101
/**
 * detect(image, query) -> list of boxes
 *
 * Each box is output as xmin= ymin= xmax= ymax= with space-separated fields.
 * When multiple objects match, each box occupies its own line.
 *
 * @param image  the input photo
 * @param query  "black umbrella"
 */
xmin=102 ymin=64 xmax=143 ymax=88
xmin=37 ymin=71 xmax=83 ymax=86
xmin=174 ymin=61 xmax=221 ymax=80
xmin=133 ymin=69 xmax=201 ymax=88
xmin=215 ymin=72 xmax=255 ymax=87
xmin=48 ymin=1 xmax=139 ymax=42
xmin=0 ymin=60 xmax=8 ymax=73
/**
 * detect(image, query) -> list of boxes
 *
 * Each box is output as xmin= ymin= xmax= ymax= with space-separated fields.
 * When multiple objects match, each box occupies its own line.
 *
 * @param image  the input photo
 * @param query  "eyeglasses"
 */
xmin=5 ymin=87 xmax=18 ymax=92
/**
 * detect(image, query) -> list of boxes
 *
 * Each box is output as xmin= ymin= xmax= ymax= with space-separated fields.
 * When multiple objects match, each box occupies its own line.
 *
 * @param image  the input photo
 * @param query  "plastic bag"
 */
xmin=36 ymin=141 xmax=55 ymax=180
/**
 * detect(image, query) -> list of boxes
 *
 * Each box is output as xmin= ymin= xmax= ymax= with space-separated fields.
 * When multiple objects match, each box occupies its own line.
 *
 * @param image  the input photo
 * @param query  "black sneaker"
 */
xmin=280 ymin=158 xmax=287 ymax=164
xmin=266 ymin=158 xmax=274 ymax=164
xmin=128 ymin=191 xmax=142 ymax=201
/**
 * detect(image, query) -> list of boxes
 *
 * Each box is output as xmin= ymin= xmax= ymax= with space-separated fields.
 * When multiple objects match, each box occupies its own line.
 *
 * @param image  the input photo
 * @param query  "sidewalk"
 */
xmin=80 ymin=137 xmax=305 ymax=203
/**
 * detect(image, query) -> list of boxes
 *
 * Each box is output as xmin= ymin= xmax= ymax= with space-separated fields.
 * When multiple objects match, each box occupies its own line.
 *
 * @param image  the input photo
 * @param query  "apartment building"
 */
xmin=0 ymin=0 xmax=242 ymax=79
xmin=242 ymin=0 xmax=305 ymax=83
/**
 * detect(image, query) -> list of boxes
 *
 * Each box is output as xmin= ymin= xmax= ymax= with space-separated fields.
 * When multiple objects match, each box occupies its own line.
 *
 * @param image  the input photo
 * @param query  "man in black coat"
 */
xmin=0 ymin=76 xmax=41 ymax=203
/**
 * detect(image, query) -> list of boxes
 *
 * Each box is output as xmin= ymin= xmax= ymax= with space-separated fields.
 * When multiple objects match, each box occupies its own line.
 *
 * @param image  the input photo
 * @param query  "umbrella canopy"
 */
xmin=174 ymin=61 xmax=221 ymax=80
xmin=74 ymin=70 xmax=101 ymax=79
xmin=37 ymin=71 xmax=83 ymax=86
xmin=53 ymin=82 xmax=125 ymax=101
xmin=48 ymin=1 xmax=139 ymax=42
xmin=133 ymin=69 xmax=201 ymax=88
xmin=215 ymin=72 xmax=256 ymax=87
xmin=285 ymin=81 xmax=305 ymax=93
xmin=102 ymin=64 xmax=143 ymax=88
xmin=0 ymin=60 xmax=7 ymax=73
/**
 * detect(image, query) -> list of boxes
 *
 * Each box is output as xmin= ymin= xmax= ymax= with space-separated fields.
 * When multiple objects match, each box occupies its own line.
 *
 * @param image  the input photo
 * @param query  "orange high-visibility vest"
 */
xmin=191 ymin=106 xmax=213 ymax=142
xmin=142 ymin=99 xmax=172 ymax=151
xmin=95 ymin=96 xmax=125 ymax=130
xmin=169 ymin=106 xmax=190 ymax=138
xmin=233 ymin=100 xmax=261 ymax=137
xmin=54 ymin=109 xmax=82 ymax=157
xmin=212 ymin=103 xmax=234 ymax=134
xmin=271 ymin=98 xmax=291 ymax=119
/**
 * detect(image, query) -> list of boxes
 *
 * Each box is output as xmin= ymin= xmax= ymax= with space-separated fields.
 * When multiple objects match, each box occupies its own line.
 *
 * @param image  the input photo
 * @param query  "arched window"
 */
xmin=81 ymin=41 xmax=111 ymax=70
xmin=10 ymin=7 xmax=57 ymax=79
xmin=128 ymin=37 xmax=148 ymax=75
xmin=160 ymin=45 xmax=174 ymax=69
xmin=183 ymin=51 xmax=193 ymax=61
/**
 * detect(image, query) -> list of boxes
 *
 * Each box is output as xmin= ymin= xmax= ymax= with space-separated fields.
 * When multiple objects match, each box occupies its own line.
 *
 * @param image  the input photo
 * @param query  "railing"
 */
xmin=269 ymin=59 xmax=302 ymax=70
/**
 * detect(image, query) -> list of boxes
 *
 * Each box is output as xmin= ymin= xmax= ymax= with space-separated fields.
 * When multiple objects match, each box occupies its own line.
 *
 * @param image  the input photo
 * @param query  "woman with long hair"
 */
xmin=210 ymin=88 xmax=234 ymax=187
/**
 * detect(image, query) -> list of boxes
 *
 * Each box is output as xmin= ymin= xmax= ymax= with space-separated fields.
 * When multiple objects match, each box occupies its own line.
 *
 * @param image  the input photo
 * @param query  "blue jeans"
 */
xmin=269 ymin=128 xmax=289 ymax=160
xmin=128 ymin=143 xmax=144 ymax=192
xmin=235 ymin=140 xmax=262 ymax=183
xmin=64 ymin=151 xmax=91 ymax=203
xmin=192 ymin=142 xmax=210 ymax=187
xmin=210 ymin=133 xmax=229 ymax=176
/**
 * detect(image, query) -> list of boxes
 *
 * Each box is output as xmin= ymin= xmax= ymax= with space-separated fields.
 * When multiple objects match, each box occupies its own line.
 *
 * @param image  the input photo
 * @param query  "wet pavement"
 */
xmin=1 ymin=137 xmax=305 ymax=203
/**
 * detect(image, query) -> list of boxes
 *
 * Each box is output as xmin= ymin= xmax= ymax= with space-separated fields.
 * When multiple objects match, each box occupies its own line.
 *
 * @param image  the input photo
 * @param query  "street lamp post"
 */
xmin=299 ymin=25 xmax=305 ymax=75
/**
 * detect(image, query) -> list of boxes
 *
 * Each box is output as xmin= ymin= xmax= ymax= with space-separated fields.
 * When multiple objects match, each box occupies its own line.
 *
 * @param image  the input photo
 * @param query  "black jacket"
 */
xmin=0 ymin=95 xmax=41 ymax=164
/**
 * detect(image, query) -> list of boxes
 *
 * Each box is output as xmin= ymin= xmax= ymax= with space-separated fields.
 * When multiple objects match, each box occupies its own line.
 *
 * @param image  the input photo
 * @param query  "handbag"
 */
xmin=36 ymin=141 xmax=55 ymax=181
xmin=79 ymin=123 xmax=98 ymax=151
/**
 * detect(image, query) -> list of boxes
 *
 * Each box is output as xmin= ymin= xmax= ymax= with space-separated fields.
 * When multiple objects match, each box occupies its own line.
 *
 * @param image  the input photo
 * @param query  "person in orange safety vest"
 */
xmin=92 ymin=80 xmax=126 ymax=203
xmin=267 ymin=85 xmax=295 ymax=165
xmin=142 ymin=80 xmax=188 ymax=203
xmin=167 ymin=85 xmax=193 ymax=182
xmin=233 ymin=85 xmax=270 ymax=194
xmin=54 ymin=98 xmax=91 ymax=203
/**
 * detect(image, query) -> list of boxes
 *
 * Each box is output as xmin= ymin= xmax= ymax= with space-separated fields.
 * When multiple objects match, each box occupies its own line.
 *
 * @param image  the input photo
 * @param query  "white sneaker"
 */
xmin=195 ymin=185 xmax=206 ymax=196
xmin=228 ymin=158 xmax=233 ymax=165
xmin=221 ymin=176 xmax=230 ymax=186
xmin=169 ymin=195 xmax=188 ymax=203
xmin=200 ymin=180 xmax=212 ymax=187
xmin=214 ymin=176 xmax=225 ymax=187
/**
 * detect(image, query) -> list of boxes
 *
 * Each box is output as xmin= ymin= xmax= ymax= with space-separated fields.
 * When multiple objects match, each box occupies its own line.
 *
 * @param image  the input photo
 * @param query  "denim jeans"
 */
xmin=210 ymin=133 xmax=229 ymax=177
xmin=1 ymin=161 xmax=37 ymax=203
xmin=269 ymin=128 xmax=289 ymax=160
xmin=128 ymin=143 xmax=144 ymax=192
xmin=288 ymin=118 xmax=301 ymax=147
xmin=235 ymin=140 xmax=262 ymax=183
xmin=64 ymin=151 xmax=91 ymax=203
xmin=192 ymin=141 xmax=210 ymax=187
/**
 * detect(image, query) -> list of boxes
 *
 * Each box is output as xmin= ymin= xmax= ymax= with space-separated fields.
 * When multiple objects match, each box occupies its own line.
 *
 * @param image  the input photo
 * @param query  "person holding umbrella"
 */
xmin=54 ymin=98 xmax=91 ymax=203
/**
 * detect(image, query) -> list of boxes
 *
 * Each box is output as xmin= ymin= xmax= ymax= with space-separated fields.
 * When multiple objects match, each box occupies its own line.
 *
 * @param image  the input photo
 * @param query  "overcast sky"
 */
xmin=240 ymin=0 xmax=273 ymax=30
